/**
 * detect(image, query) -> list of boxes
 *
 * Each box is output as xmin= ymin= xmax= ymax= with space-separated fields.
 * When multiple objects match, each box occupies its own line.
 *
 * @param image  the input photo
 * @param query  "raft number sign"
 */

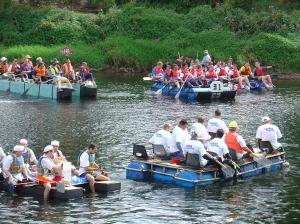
xmin=210 ymin=80 xmax=224 ymax=93
xmin=61 ymin=47 xmax=72 ymax=56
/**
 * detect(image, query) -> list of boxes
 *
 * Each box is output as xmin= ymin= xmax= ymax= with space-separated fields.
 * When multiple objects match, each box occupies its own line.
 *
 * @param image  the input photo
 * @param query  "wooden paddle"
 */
xmin=155 ymin=82 xmax=169 ymax=95
xmin=205 ymin=153 xmax=235 ymax=179
xmin=252 ymin=153 xmax=272 ymax=167
xmin=143 ymin=77 xmax=152 ymax=81
xmin=175 ymin=76 xmax=189 ymax=99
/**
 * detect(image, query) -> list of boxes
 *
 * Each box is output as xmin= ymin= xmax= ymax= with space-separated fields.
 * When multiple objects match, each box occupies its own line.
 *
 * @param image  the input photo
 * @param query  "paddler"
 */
xmin=19 ymin=139 xmax=38 ymax=175
xmin=224 ymin=121 xmax=253 ymax=160
xmin=78 ymin=144 xmax=110 ymax=193
xmin=48 ymin=58 xmax=73 ymax=89
xmin=37 ymin=145 xmax=66 ymax=200
xmin=2 ymin=145 xmax=29 ymax=186
xmin=207 ymin=109 xmax=228 ymax=138
xmin=183 ymin=139 xmax=208 ymax=167
xmin=252 ymin=62 xmax=274 ymax=88
xmin=190 ymin=117 xmax=211 ymax=147
xmin=33 ymin=57 xmax=47 ymax=82
xmin=0 ymin=146 xmax=7 ymax=179
xmin=20 ymin=56 xmax=34 ymax=81
xmin=0 ymin=57 xmax=9 ymax=76
xmin=149 ymin=122 xmax=173 ymax=156
xmin=169 ymin=119 xmax=190 ymax=158
xmin=62 ymin=58 xmax=75 ymax=81
xmin=151 ymin=61 xmax=164 ymax=82
xmin=79 ymin=62 xmax=93 ymax=82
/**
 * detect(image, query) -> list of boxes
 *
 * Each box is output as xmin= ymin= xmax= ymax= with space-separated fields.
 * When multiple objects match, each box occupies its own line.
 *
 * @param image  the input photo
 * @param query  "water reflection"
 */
xmin=0 ymin=77 xmax=299 ymax=223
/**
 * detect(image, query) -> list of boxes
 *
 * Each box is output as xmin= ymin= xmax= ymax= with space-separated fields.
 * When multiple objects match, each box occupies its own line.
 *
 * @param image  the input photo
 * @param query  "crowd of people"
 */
xmin=150 ymin=50 xmax=274 ymax=90
xmin=149 ymin=109 xmax=283 ymax=168
xmin=0 ymin=55 xmax=95 ymax=88
xmin=0 ymin=140 xmax=109 ymax=200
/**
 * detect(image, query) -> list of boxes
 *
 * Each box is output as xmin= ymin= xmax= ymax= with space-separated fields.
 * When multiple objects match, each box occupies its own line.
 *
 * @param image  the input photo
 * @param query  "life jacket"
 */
xmin=20 ymin=63 xmax=33 ymax=73
xmin=255 ymin=67 xmax=264 ymax=77
xmin=22 ymin=148 xmax=33 ymax=164
xmin=165 ymin=68 xmax=172 ymax=78
xmin=240 ymin=66 xmax=251 ymax=76
xmin=37 ymin=156 xmax=55 ymax=176
xmin=231 ymin=69 xmax=240 ymax=78
xmin=9 ymin=154 xmax=24 ymax=174
xmin=218 ymin=68 xmax=227 ymax=76
xmin=224 ymin=132 xmax=244 ymax=154
xmin=48 ymin=65 xmax=60 ymax=77
xmin=77 ymin=151 xmax=96 ymax=168
xmin=206 ymin=70 xmax=218 ymax=79
xmin=172 ymin=69 xmax=179 ymax=79
xmin=35 ymin=65 xmax=46 ymax=77
xmin=80 ymin=66 xmax=90 ymax=76
xmin=63 ymin=63 xmax=73 ymax=75
xmin=0 ymin=63 xmax=8 ymax=74
xmin=153 ymin=66 xmax=163 ymax=77
xmin=10 ymin=63 xmax=20 ymax=74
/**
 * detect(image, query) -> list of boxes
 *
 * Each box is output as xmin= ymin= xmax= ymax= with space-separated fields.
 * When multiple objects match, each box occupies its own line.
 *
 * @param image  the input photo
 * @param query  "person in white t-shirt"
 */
xmin=78 ymin=144 xmax=110 ymax=193
xmin=149 ymin=122 xmax=173 ymax=154
xmin=206 ymin=129 xmax=231 ymax=162
xmin=191 ymin=117 xmax=211 ymax=147
xmin=169 ymin=119 xmax=190 ymax=157
xmin=0 ymin=147 xmax=6 ymax=174
xmin=2 ymin=145 xmax=29 ymax=185
xmin=183 ymin=140 xmax=208 ymax=167
xmin=256 ymin=116 xmax=283 ymax=151
xmin=207 ymin=109 xmax=228 ymax=138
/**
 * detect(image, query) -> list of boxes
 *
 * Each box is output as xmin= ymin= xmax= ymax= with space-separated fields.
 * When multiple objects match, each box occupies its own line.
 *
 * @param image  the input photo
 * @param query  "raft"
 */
xmin=71 ymin=176 xmax=121 ymax=193
xmin=72 ymin=81 xmax=97 ymax=99
xmin=151 ymin=81 xmax=236 ymax=102
xmin=126 ymin=151 xmax=286 ymax=188
xmin=0 ymin=79 xmax=72 ymax=100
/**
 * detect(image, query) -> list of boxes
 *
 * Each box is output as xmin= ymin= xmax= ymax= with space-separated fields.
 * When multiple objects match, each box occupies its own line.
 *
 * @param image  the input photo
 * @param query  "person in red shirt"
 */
xmin=151 ymin=61 xmax=164 ymax=81
xmin=217 ymin=62 xmax=228 ymax=82
xmin=206 ymin=65 xmax=218 ymax=81
xmin=230 ymin=64 xmax=251 ymax=90
xmin=253 ymin=62 xmax=274 ymax=88
xmin=165 ymin=64 xmax=172 ymax=80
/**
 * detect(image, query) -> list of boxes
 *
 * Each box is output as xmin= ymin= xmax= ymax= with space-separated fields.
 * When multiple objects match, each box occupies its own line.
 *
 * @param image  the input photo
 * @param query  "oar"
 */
xmin=143 ymin=77 xmax=152 ymax=81
xmin=155 ymin=82 xmax=169 ymax=95
xmin=205 ymin=153 xmax=235 ymax=179
xmin=175 ymin=77 xmax=188 ymax=99
xmin=21 ymin=79 xmax=53 ymax=97
xmin=252 ymin=153 xmax=272 ymax=167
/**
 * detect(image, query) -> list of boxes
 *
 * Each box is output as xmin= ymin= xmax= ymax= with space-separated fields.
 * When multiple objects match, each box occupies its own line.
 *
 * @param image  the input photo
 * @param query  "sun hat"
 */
xmin=228 ymin=121 xmax=238 ymax=128
xmin=51 ymin=140 xmax=59 ymax=147
xmin=20 ymin=139 xmax=28 ymax=145
xmin=43 ymin=145 xmax=54 ymax=153
xmin=14 ymin=145 xmax=24 ymax=152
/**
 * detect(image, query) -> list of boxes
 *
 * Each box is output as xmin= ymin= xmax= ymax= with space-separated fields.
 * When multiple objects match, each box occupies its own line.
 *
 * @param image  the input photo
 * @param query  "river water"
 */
xmin=0 ymin=75 xmax=299 ymax=224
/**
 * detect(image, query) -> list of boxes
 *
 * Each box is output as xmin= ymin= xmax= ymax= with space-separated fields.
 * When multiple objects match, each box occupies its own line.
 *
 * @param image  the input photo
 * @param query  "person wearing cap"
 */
xmin=8 ymin=59 xmax=20 ymax=78
xmin=62 ymin=58 xmax=75 ymax=81
xmin=2 ymin=145 xmax=29 ymax=185
xmin=50 ymin=140 xmax=64 ymax=161
xmin=37 ymin=145 xmax=65 ymax=200
xmin=191 ymin=117 xmax=211 ymax=147
xmin=0 ymin=57 xmax=9 ymax=77
xmin=0 ymin=146 xmax=6 ymax=177
xmin=201 ymin=50 xmax=211 ymax=68
xmin=33 ymin=57 xmax=47 ymax=82
xmin=207 ymin=109 xmax=228 ymax=138
xmin=206 ymin=129 xmax=232 ymax=162
xmin=20 ymin=56 xmax=34 ymax=80
xmin=256 ymin=116 xmax=283 ymax=152
xmin=224 ymin=121 xmax=253 ymax=160
xmin=169 ymin=119 xmax=190 ymax=158
xmin=20 ymin=139 xmax=37 ymax=167
xmin=77 ymin=144 xmax=110 ymax=193
xmin=149 ymin=122 xmax=173 ymax=156
xmin=79 ymin=62 xmax=93 ymax=82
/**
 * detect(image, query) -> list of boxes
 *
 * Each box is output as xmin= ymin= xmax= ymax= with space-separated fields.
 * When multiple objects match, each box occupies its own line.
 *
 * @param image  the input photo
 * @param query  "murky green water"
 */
xmin=0 ymin=75 xmax=299 ymax=224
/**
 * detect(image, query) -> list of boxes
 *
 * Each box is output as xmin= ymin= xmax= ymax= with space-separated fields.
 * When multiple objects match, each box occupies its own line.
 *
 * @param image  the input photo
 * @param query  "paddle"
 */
xmin=205 ymin=153 xmax=236 ymax=179
xmin=252 ymin=153 xmax=272 ymax=167
xmin=175 ymin=76 xmax=189 ymax=99
xmin=21 ymin=78 xmax=53 ymax=97
xmin=143 ymin=77 xmax=152 ymax=81
xmin=155 ymin=82 xmax=169 ymax=95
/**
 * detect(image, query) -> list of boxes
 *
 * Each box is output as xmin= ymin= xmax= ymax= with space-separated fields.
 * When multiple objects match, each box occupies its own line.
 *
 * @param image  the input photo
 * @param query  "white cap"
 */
xmin=261 ymin=116 xmax=271 ymax=123
xmin=43 ymin=145 xmax=54 ymax=153
xmin=14 ymin=145 xmax=24 ymax=152
xmin=20 ymin=139 xmax=28 ymax=145
xmin=0 ymin=57 xmax=7 ymax=62
xmin=51 ymin=140 xmax=59 ymax=146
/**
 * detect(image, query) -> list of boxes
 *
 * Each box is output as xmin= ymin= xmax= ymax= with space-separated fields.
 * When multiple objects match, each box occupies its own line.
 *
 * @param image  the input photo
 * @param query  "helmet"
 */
xmin=228 ymin=121 xmax=238 ymax=128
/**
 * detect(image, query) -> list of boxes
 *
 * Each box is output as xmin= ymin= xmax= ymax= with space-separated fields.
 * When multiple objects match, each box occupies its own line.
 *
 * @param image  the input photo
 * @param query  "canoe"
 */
xmin=126 ymin=151 xmax=287 ymax=188
xmin=72 ymin=82 xmax=97 ymax=99
xmin=0 ymin=79 xmax=72 ymax=100
xmin=71 ymin=176 xmax=121 ymax=193
xmin=151 ymin=81 xmax=236 ymax=102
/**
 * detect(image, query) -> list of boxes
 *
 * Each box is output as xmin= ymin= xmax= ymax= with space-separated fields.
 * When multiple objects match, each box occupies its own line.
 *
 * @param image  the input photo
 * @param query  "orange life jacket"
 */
xmin=0 ymin=63 xmax=8 ymax=74
xmin=35 ymin=65 xmax=46 ymax=77
xmin=232 ymin=69 xmax=240 ymax=78
xmin=224 ymin=132 xmax=244 ymax=154
xmin=63 ymin=63 xmax=73 ymax=76
xmin=241 ymin=66 xmax=251 ymax=76
xmin=10 ymin=63 xmax=19 ymax=74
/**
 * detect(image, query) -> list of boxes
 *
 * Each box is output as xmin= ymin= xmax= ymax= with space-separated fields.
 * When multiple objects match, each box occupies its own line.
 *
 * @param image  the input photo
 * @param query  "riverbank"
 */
xmin=0 ymin=2 xmax=299 ymax=75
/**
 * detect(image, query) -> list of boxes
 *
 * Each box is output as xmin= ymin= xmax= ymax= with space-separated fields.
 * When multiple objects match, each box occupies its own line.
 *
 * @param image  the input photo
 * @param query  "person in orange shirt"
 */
xmin=224 ymin=121 xmax=253 ymax=160
xmin=8 ymin=59 xmax=20 ymax=75
xmin=0 ymin=57 xmax=9 ymax=76
xmin=34 ymin=57 xmax=47 ymax=82
xmin=62 ymin=59 xmax=75 ymax=81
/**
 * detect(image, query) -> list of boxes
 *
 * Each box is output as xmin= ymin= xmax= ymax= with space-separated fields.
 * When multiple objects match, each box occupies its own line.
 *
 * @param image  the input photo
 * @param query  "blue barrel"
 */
xmin=126 ymin=161 xmax=151 ymax=181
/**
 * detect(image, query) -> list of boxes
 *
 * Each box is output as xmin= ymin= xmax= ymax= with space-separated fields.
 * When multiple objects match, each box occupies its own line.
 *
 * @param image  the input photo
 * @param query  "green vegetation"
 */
xmin=0 ymin=1 xmax=300 ymax=72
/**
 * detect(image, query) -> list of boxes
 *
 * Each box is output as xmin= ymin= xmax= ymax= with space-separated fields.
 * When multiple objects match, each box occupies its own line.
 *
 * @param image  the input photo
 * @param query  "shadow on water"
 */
xmin=0 ymin=74 xmax=300 ymax=223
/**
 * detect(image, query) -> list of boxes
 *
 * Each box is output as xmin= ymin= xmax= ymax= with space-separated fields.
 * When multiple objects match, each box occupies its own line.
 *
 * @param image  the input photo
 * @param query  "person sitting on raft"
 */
xmin=0 ymin=57 xmax=9 ymax=77
xmin=183 ymin=139 xmax=208 ymax=167
xmin=20 ymin=55 xmax=34 ymax=80
xmin=205 ymin=65 xmax=218 ymax=83
xmin=0 ymin=146 xmax=6 ymax=179
xmin=79 ymin=62 xmax=94 ymax=82
xmin=256 ymin=116 xmax=283 ymax=153
xmin=217 ymin=62 xmax=229 ymax=82
xmin=207 ymin=109 xmax=228 ymax=138
xmin=33 ymin=57 xmax=47 ymax=82
xmin=239 ymin=62 xmax=252 ymax=78
xmin=37 ymin=145 xmax=66 ymax=200
xmin=169 ymin=119 xmax=190 ymax=158
xmin=252 ymin=62 xmax=274 ymax=88
xmin=224 ymin=121 xmax=253 ymax=160
xmin=62 ymin=59 xmax=75 ymax=82
xmin=182 ymin=67 xmax=199 ymax=87
xmin=19 ymin=139 xmax=38 ymax=176
xmin=7 ymin=59 xmax=20 ymax=79
xmin=48 ymin=58 xmax=73 ymax=89
xmin=230 ymin=64 xmax=251 ymax=91
xmin=191 ymin=117 xmax=211 ymax=148
xmin=151 ymin=61 xmax=164 ymax=82
xmin=2 ymin=145 xmax=30 ymax=187
xmin=78 ymin=144 xmax=110 ymax=193
xmin=149 ymin=122 xmax=173 ymax=158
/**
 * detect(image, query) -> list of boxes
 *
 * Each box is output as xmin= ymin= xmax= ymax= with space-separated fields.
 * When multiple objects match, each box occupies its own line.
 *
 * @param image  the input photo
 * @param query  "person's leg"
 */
xmin=43 ymin=182 xmax=51 ymax=201
xmin=95 ymin=173 xmax=110 ymax=181
xmin=86 ymin=173 xmax=95 ymax=193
